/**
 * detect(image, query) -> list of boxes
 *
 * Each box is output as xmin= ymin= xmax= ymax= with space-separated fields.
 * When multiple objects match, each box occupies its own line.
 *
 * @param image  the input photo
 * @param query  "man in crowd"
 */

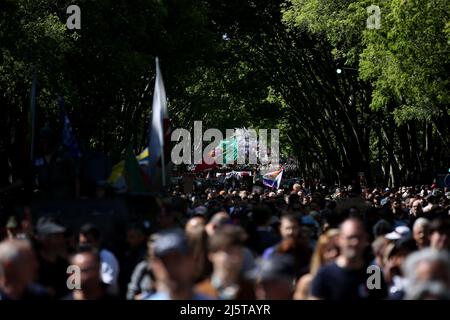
xmin=0 ymin=239 xmax=48 ymax=300
xmin=310 ymin=218 xmax=387 ymax=299
xmin=262 ymin=214 xmax=300 ymax=259
xmin=186 ymin=215 xmax=207 ymax=235
xmin=262 ymin=213 xmax=311 ymax=277
xmin=205 ymin=211 xmax=230 ymax=237
xmin=119 ymin=222 xmax=148 ymax=297
xmin=157 ymin=199 xmax=182 ymax=231
xmin=413 ymin=218 xmax=430 ymax=250
xmin=196 ymin=225 xmax=255 ymax=300
xmin=146 ymin=229 xmax=212 ymax=300
xmin=254 ymin=254 xmax=296 ymax=300
xmin=249 ymin=206 xmax=280 ymax=254
xmin=403 ymin=248 xmax=450 ymax=299
xmin=35 ymin=217 xmax=69 ymax=299
xmin=429 ymin=218 xmax=450 ymax=251
xmin=409 ymin=200 xmax=424 ymax=220
xmin=63 ymin=246 xmax=117 ymax=300
xmin=390 ymin=198 xmax=409 ymax=226
xmin=79 ymin=223 xmax=120 ymax=296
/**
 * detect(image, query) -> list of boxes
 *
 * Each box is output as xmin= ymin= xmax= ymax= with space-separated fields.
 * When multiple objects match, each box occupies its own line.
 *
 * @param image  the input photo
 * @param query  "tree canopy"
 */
xmin=1 ymin=0 xmax=449 ymax=187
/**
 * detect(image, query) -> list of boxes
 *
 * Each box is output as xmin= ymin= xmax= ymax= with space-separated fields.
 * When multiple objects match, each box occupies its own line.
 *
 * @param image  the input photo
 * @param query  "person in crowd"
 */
xmin=205 ymin=211 xmax=230 ymax=237
xmin=63 ymin=246 xmax=117 ymax=300
xmin=185 ymin=216 xmax=212 ymax=283
xmin=385 ymin=225 xmax=412 ymax=242
xmin=156 ymin=199 xmax=182 ymax=231
xmin=402 ymin=248 xmax=450 ymax=299
xmin=409 ymin=200 xmax=424 ymax=219
xmin=195 ymin=225 xmax=255 ymax=300
xmin=4 ymin=160 xmax=450 ymax=302
xmin=262 ymin=214 xmax=300 ymax=259
xmin=371 ymin=235 xmax=389 ymax=269
xmin=390 ymin=198 xmax=409 ymax=226
xmin=146 ymin=229 xmax=213 ymax=300
xmin=0 ymin=239 xmax=49 ymax=300
xmin=270 ymin=224 xmax=312 ymax=278
xmin=34 ymin=217 xmax=69 ymax=299
xmin=254 ymin=254 xmax=296 ymax=300
xmin=423 ymin=195 xmax=439 ymax=214
xmin=119 ymin=222 xmax=148 ymax=297
xmin=5 ymin=216 xmax=20 ymax=240
xmin=372 ymin=219 xmax=392 ymax=238
xmin=292 ymin=183 xmax=302 ymax=194
xmin=79 ymin=223 xmax=120 ymax=296
xmin=428 ymin=217 xmax=450 ymax=251
xmin=205 ymin=211 xmax=255 ymax=275
xmin=185 ymin=215 xmax=207 ymax=235
xmin=412 ymin=218 xmax=430 ymax=250
xmin=382 ymin=237 xmax=418 ymax=299
xmin=126 ymin=234 xmax=158 ymax=300
xmin=247 ymin=205 xmax=280 ymax=255
xmin=287 ymin=193 xmax=303 ymax=216
xmin=310 ymin=218 xmax=387 ymax=299
xmin=294 ymin=228 xmax=339 ymax=299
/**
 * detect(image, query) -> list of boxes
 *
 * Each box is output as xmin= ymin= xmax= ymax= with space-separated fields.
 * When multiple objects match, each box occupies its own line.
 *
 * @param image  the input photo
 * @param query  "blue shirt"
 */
xmin=145 ymin=291 xmax=215 ymax=300
xmin=310 ymin=262 xmax=387 ymax=300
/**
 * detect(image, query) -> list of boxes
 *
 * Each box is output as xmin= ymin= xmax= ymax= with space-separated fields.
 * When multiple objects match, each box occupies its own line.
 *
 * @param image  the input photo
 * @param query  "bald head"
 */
xmin=185 ymin=216 xmax=206 ymax=234
xmin=0 ymin=239 xmax=33 ymax=270
xmin=339 ymin=218 xmax=365 ymax=234
xmin=0 ymin=239 xmax=37 ymax=294
xmin=71 ymin=250 xmax=102 ymax=293
xmin=205 ymin=212 xmax=230 ymax=237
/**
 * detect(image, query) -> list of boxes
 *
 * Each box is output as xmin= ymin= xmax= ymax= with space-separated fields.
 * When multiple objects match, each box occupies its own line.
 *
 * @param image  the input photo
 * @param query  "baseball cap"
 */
xmin=153 ymin=230 xmax=189 ymax=257
xmin=249 ymin=254 xmax=296 ymax=282
xmin=385 ymin=225 xmax=411 ymax=240
xmin=193 ymin=205 xmax=208 ymax=217
xmin=380 ymin=197 xmax=390 ymax=207
xmin=6 ymin=216 xmax=18 ymax=229
xmin=36 ymin=217 xmax=66 ymax=236
xmin=372 ymin=219 xmax=392 ymax=237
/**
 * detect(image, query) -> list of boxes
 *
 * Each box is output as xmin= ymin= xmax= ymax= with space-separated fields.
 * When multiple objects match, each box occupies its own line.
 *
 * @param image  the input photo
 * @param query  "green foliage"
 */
xmin=283 ymin=0 xmax=450 ymax=123
xmin=360 ymin=0 xmax=450 ymax=123
xmin=1 ymin=0 xmax=448 ymax=186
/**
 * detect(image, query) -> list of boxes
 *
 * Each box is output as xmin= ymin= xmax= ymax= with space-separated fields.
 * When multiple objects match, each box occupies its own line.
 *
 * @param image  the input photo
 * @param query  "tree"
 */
xmin=283 ymin=0 xmax=450 ymax=184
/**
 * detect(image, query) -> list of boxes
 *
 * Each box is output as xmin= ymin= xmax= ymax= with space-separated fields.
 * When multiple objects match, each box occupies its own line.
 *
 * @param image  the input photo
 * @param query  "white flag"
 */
xmin=148 ymin=57 xmax=170 ymax=187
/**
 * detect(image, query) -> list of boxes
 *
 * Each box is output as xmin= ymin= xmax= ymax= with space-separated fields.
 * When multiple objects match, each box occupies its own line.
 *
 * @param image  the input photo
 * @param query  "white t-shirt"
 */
xmin=100 ymin=249 xmax=120 ymax=295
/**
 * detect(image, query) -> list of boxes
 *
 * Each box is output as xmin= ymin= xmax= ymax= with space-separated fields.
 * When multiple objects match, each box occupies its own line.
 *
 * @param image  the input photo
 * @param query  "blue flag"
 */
xmin=58 ymin=97 xmax=82 ymax=158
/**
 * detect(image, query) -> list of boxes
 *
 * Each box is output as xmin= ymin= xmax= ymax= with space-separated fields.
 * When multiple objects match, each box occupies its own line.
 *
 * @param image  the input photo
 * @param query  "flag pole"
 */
xmin=161 ymin=142 xmax=166 ymax=188
xmin=30 ymin=69 xmax=37 ymax=161
xmin=155 ymin=57 xmax=166 ymax=189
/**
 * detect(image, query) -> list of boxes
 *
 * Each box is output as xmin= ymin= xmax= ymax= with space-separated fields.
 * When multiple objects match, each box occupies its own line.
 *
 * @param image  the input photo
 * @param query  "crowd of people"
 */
xmin=1 ymin=173 xmax=449 ymax=300
xmin=0 ymin=127 xmax=449 ymax=300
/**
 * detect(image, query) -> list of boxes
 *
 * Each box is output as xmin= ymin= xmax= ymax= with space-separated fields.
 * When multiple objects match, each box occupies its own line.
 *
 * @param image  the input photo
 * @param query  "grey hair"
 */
xmin=403 ymin=248 xmax=450 ymax=280
xmin=403 ymin=248 xmax=450 ymax=299
xmin=0 ymin=239 xmax=32 ymax=276
xmin=404 ymin=281 xmax=450 ymax=300
xmin=413 ymin=218 xmax=429 ymax=230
